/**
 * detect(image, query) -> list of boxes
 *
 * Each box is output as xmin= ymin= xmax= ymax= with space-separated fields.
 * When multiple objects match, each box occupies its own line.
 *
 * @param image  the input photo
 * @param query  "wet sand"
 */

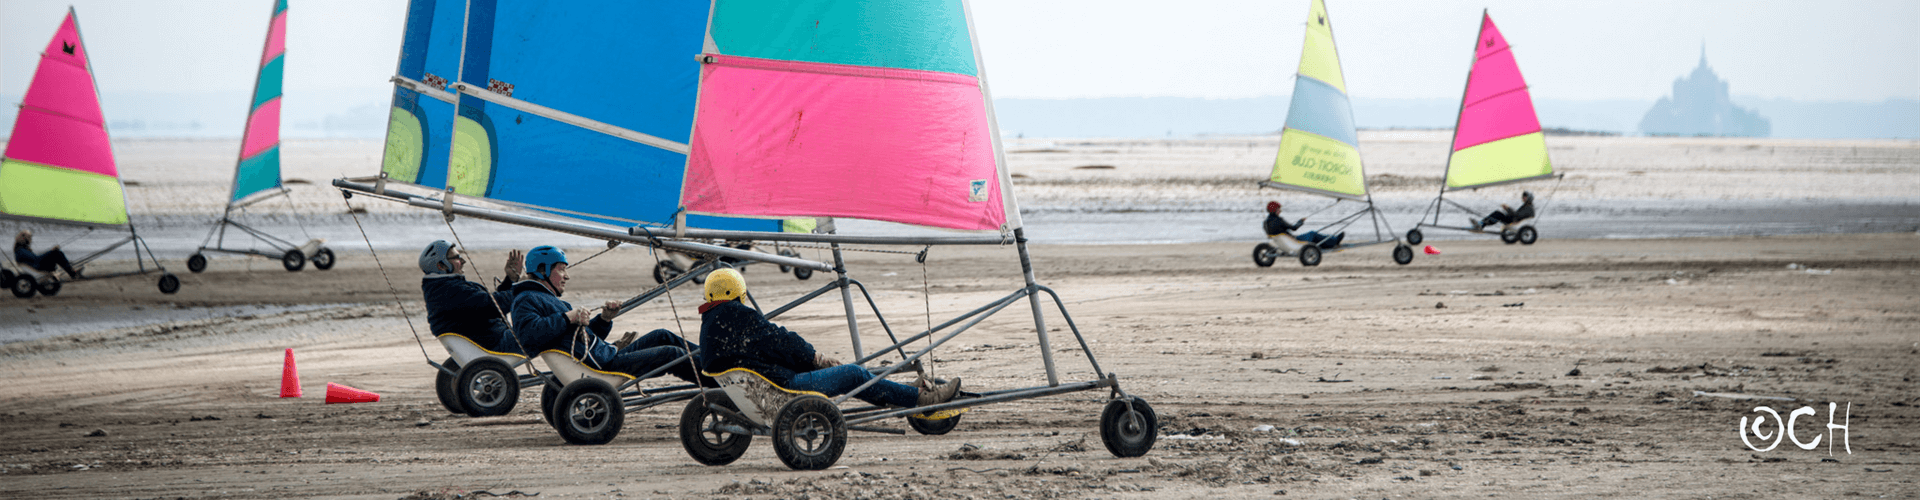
xmin=1 ymin=234 xmax=1916 ymax=498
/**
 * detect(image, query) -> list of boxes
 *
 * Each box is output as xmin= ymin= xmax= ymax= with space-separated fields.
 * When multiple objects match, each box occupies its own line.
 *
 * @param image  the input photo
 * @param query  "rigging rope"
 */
xmin=284 ymin=189 xmax=313 ymax=241
xmin=439 ymin=217 xmax=541 ymax=376
xmin=340 ymin=190 xmax=433 ymax=362
xmin=636 ymin=226 xmax=709 ymax=395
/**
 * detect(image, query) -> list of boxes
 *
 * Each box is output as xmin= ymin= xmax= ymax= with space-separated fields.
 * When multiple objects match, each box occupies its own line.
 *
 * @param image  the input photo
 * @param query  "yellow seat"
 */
xmin=701 ymin=368 xmax=967 ymax=423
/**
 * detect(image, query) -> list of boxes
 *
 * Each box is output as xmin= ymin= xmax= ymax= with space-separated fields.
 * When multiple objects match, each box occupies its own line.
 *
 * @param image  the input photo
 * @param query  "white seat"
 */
xmin=538 ymin=350 xmax=636 ymax=389
xmin=436 ymin=333 xmax=531 ymax=369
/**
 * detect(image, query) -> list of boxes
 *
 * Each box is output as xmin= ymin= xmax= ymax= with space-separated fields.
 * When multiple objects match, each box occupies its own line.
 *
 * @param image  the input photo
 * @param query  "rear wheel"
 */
xmin=652 ymin=260 xmax=684 ymax=284
xmin=1252 ymin=243 xmax=1277 ymax=267
xmin=1500 ymin=230 xmax=1519 ymax=245
xmin=282 ymin=249 xmax=306 ymax=271
xmin=1392 ymin=245 xmax=1414 ymax=265
xmin=1297 ymin=245 xmax=1322 ymax=267
xmin=187 ymin=253 xmax=208 ymax=273
xmin=554 ymin=379 xmax=623 ymax=445
xmin=456 ymin=359 xmax=520 ymax=417
xmin=1100 ymin=397 xmax=1158 ymax=458
xmin=36 ymin=275 xmax=61 ymax=297
xmin=772 ymin=396 xmax=846 ymax=470
xmin=680 ymin=389 xmax=753 ymax=465
xmin=1517 ymin=226 xmax=1538 ymax=245
xmin=10 ymin=274 xmax=36 ymax=298
xmin=434 ymin=358 xmax=466 ymax=415
xmin=158 ymin=274 xmax=181 ymax=294
xmin=312 ymin=248 xmax=337 ymax=270
xmin=1406 ymin=229 xmax=1424 ymax=245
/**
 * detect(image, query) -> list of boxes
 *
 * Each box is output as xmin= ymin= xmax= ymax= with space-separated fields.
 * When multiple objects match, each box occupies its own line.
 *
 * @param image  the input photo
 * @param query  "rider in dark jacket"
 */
xmin=419 ymin=241 xmax=520 ymax=353
xmin=1263 ymin=201 xmax=1343 ymax=249
xmin=1473 ymin=191 xmax=1536 ymax=230
xmin=510 ymin=245 xmax=704 ymax=383
xmin=14 ymin=230 xmax=81 ymax=278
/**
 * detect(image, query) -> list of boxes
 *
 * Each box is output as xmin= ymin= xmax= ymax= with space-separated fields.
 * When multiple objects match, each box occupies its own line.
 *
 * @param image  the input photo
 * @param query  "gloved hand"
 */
xmin=814 ymin=354 xmax=841 ymax=370
xmin=504 ymin=248 xmax=525 ymax=282
xmin=566 ymin=308 xmax=591 ymax=325
xmin=599 ymin=300 xmax=621 ymax=321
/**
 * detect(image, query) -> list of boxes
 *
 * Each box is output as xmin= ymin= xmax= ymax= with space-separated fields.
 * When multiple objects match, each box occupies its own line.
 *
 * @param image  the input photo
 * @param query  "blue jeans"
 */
xmin=785 ymin=364 xmax=919 ymax=408
xmin=1297 ymin=231 xmax=1344 ymax=248
xmin=598 ymin=329 xmax=706 ymax=384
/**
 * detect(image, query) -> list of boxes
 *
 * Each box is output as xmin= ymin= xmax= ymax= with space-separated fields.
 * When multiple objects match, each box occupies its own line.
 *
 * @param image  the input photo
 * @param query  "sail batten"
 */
xmin=1443 ymin=12 xmax=1551 ymax=190
xmin=1266 ymin=0 xmax=1368 ymax=200
xmin=0 ymin=9 xmax=129 ymax=227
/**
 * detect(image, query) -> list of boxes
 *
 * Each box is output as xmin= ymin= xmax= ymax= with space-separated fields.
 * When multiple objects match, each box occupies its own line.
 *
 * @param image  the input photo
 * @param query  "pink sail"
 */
xmin=260 ymin=10 xmax=287 ymax=66
xmin=240 ymin=98 xmax=282 ymax=158
xmin=5 ymin=12 xmax=116 ymax=178
xmin=1450 ymin=13 xmax=1541 ymax=152
xmin=682 ymin=55 xmax=1006 ymax=231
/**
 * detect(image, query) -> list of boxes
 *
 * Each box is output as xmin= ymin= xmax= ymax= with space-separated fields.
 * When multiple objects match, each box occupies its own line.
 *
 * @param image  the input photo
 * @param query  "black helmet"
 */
xmin=1522 ymin=191 xmax=1534 ymax=202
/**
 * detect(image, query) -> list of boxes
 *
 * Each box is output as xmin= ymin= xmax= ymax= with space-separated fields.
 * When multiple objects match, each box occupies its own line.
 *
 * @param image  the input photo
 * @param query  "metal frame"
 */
xmin=1411 ymin=172 xmax=1562 ymax=236
xmin=4 ymin=228 xmax=173 ymax=286
xmin=334 ymin=177 xmax=1140 ymax=437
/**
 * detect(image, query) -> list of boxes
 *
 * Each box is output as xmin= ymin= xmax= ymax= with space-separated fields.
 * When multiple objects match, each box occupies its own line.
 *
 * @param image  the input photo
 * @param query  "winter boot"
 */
xmin=916 ymin=377 xmax=962 ymax=406
xmin=611 ymin=331 xmax=639 ymax=350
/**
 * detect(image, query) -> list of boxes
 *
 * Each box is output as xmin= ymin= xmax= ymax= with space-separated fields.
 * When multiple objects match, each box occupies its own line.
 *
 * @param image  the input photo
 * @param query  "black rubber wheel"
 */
xmin=10 ymin=274 xmax=36 ymax=298
xmin=541 ymin=381 xmax=561 ymax=428
xmin=456 ymin=359 xmax=520 ymax=417
xmin=777 ymin=249 xmax=800 ymax=273
xmin=282 ymin=249 xmax=306 ymax=271
xmin=1500 ymin=230 xmax=1519 ymax=245
xmin=1517 ymin=226 xmax=1538 ymax=245
xmin=1297 ymin=245 xmax=1322 ymax=267
xmin=908 ymin=413 xmax=961 ymax=435
xmin=1406 ymin=229 xmax=1424 ymax=246
xmin=1100 ymin=397 xmax=1158 ymax=458
xmin=554 ymin=379 xmax=623 ymax=445
xmin=158 ymin=274 xmax=181 ymax=294
xmin=434 ymin=358 xmax=467 ymax=415
xmin=187 ymin=253 xmax=208 ymax=273
xmin=793 ymin=265 xmax=812 ymax=281
xmin=771 ymin=395 xmax=846 ymax=470
xmin=691 ymin=263 xmax=710 ymax=285
xmin=1252 ymin=243 xmax=1277 ymax=267
xmin=680 ymin=389 xmax=753 ymax=465
xmin=312 ymin=248 xmax=337 ymax=270
xmin=0 ymin=269 xmax=12 ymax=286
xmin=652 ymin=260 xmax=684 ymax=284
xmin=1392 ymin=245 xmax=1414 ymax=265
xmin=36 ymin=275 xmax=61 ymax=297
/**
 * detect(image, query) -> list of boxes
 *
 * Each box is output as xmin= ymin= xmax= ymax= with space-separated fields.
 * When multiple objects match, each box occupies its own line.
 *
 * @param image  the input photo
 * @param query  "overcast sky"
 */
xmin=3 ymin=0 xmax=1916 ymax=103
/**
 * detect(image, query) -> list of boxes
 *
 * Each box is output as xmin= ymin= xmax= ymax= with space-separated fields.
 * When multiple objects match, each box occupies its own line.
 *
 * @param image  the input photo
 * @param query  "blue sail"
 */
xmin=441 ymin=0 xmax=775 ymax=231
xmin=377 ymin=0 xmax=465 ymax=190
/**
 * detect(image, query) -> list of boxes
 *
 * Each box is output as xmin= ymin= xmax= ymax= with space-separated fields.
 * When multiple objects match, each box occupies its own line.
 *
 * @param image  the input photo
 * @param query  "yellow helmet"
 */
xmin=704 ymin=268 xmax=746 ymax=302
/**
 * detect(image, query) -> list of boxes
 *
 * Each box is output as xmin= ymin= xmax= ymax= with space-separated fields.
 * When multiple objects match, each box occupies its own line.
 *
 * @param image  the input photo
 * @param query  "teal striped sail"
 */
xmin=229 ymin=0 xmax=288 ymax=206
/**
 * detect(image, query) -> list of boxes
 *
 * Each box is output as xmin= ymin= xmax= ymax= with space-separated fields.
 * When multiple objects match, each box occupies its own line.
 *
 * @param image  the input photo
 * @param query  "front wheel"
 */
xmin=681 ymin=389 xmax=753 ymax=465
xmin=282 ymin=249 xmax=307 ymax=271
xmin=1392 ymin=245 xmax=1414 ymax=265
xmin=158 ymin=274 xmax=181 ymax=294
xmin=772 ymin=396 xmax=846 ymax=470
xmin=1297 ymin=245 xmax=1322 ymax=267
xmin=456 ymin=359 xmax=520 ymax=417
xmin=1252 ymin=243 xmax=1277 ymax=267
xmin=652 ymin=260 xmax=684 ymax=284
xmin=1517 ymin=226 xmax=1538 ymax=245
xmin=541 ymin=382 xmax=561 ymax=428
xmin=187 ymin=253 xmax=208 ymax=273
xmin=312 ymin=248 xmax=337 ymax=270
xmin=1100 ymin=397 xmax=1158 ymax=458
xmin=1406 ymin=229 xmax=1424 ymax=246
xmin=908 ymin=413 xmax=961 ymax=435
xmin=554 ymin=379 xmax=623 ymax=445
xmin=777 ymin=249 xmax=799 ymax=273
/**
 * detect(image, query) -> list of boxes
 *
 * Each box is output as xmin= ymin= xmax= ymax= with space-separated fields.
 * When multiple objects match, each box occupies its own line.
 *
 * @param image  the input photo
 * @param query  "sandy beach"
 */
xmin=0 ymin=136 xmax=1917 ymax=498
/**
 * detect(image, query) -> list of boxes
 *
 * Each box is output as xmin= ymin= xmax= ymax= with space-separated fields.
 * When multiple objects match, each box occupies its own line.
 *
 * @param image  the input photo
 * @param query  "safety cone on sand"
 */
xmin=279 ymin=348 xmax=302 ymax=398
xmin=325 ymin=383 xmax=381 ymax=404
xmin=1424 ymin=245 xmax=1441 ymax=255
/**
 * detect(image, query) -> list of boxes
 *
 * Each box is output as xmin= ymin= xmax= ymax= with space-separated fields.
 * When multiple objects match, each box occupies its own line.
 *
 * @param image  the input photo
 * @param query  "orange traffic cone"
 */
xmin=1423 ymin=245 xmax=1441 ymax=255
xmin=279 ymin=348 xmax=302 ymax=398
xmin=325 ymin=383 xmax=381 ymax=404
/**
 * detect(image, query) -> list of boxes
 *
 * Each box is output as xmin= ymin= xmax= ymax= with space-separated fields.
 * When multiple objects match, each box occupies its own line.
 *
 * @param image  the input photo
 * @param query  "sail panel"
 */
xmin=439 ymin=0 xmax=773 ymax=231
xmin=1444 ymin=12 xmax=1551 ymax=189
xmin=228 ymin=0 xmax=287 ymax=203
xmin=682 ymin=55 xmax=1005 ymax=231
xmin=0 ymin=11 xmax=129 ymax=227
xmin=1445 ymin=132 xmax=1550 ymax=189
xmin=378 ymin=0 xmax=465 ymax=188
xmin=1271 ymin=129 xmax=1366 ymax=200
xmin=1296 ymin=0 xmax=1346 ymax=93
xmin=711 ymin=0 xmax=977 ymax=76
xmin=1266 ymin=0 xmax=1366 ymax=199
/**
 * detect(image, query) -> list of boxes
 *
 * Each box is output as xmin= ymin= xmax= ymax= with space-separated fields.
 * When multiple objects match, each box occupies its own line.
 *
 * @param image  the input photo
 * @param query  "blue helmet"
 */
xmin=524 ymin=245 xmax=568 ymax=281
xmin=419 ymin=240 xmax=457 ymax=274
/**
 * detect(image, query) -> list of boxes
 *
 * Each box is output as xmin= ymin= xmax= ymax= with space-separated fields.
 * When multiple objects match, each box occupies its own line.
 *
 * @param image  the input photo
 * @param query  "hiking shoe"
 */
xmin=611 ymin=331 xmax=639 ymax=350
xmin=916 ymin=377 xmax=962 ymax=406
xmin=1467 ymin=218 xmax=1482 ymax=231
